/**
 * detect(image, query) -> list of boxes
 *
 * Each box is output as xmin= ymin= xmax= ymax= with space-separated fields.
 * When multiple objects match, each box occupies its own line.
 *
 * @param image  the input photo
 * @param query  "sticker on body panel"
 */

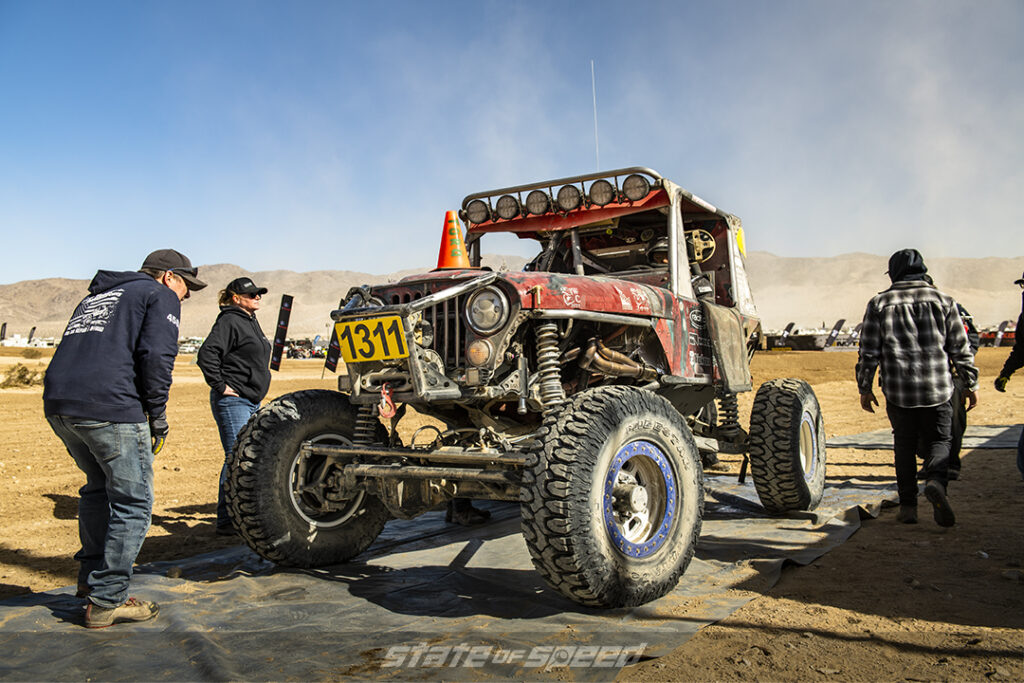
xmin=563 ymin=287 xmax=582 ymax=308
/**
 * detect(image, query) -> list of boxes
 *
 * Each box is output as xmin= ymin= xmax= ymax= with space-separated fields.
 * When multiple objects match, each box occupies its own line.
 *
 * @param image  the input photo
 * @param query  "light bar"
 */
xmin=589 ymin=179 xmax=615 ymax=206
xmin=622 ymin=174 xmax=650 ymax=201
xmin=495 ymin=194 xmax=520 ymax=220
xmin=556 ymin=184 xmax=582 ymax=211
xmin=525 ymin=189 xmax=550 ymax=216
xmin=465 ymin=199 xmax=490 ymax=224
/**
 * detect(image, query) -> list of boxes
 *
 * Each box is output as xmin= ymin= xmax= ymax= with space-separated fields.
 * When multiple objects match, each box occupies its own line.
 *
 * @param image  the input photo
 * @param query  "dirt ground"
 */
xmin=0 ymin=347 xmax=1021 ymax=681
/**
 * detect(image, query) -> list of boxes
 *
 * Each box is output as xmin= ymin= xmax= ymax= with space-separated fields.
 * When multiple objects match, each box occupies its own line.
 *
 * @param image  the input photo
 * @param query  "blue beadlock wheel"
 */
xmin=603 ymin=440 xmax=677 ymax=558
xmin=521 ymin=385 xmax=704 ymax=608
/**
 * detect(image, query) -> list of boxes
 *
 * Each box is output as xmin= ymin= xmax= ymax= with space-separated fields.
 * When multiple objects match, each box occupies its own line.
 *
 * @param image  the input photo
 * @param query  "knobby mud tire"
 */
xmin=225 ymin=390 xmax=389 ymax=567
xmin=520 ymin=385 xmax=703 ymax=608
xmin=748 ymin=378 xmax=827 ymax=513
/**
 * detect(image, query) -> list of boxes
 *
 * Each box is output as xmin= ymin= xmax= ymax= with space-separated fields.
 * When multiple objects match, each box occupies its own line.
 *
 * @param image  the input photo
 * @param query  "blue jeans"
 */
xmin=47 ymin=415 xmax=153 ymax=609
xmin=210 ymin=392 xmax=259 ymax=528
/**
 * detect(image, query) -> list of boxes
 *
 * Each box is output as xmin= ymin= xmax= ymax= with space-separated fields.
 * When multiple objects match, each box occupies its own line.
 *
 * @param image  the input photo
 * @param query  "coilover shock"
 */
xmin=535 ymin=321 xmax=565 ymax=409
xmin=717 ymin=392 xmax=742 ymax=441
xmin=352 ymin=404 xmax=378 ymax=445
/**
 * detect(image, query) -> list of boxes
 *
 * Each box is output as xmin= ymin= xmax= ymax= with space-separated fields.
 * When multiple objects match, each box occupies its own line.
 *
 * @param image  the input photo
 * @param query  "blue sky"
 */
xmin=1 ymin=0 xmax=1021 ymax=283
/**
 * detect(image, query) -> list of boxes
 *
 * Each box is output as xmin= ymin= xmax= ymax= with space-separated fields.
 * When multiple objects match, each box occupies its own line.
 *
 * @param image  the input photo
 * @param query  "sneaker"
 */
xmin=896 ymin=505 xmax=918 ymax=524
xmin=924 ymin=480 xmax=956 ymax=527
xmin=85 ymin=597 xmax=159 ymax=629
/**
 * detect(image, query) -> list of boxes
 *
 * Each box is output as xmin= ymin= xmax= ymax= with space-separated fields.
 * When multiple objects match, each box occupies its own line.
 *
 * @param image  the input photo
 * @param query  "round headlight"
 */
xmin=495 ymin=194 xmax=520 ymax=220
xmin=556 ymin=184 xmax=582 ymax=211
xmin=525 ymin=189 xmax=551 ymax=215
xmin=465 ymin=286 xmax=510 ymax=335
xmin=622 ymin=174 xmax=651 ymax=201
xmin=466 ymin=339 xmax=494 ymax=366
xmin=589 ymin=179 xmax=615 ymax=206
xmin=466 ymin=199 xmax=491 ymax=224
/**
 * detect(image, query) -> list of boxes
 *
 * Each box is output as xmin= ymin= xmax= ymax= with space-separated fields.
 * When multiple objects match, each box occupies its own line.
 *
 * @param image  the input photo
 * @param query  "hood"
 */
xmin=887 ymin=249 xmax=929 ymax=284
xmin=217 ymin=305 xmax=256 ymax=320
xmin=88 ymin=270 xmax=156 ymax=295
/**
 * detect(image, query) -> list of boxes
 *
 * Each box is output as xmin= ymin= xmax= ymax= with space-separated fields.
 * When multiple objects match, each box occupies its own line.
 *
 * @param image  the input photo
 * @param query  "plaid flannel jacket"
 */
xmin=856 ymin=281 xmax=979 ymax=408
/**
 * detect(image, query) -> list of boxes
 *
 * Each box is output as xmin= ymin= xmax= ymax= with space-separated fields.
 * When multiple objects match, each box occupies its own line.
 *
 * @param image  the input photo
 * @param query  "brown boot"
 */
xmin=446 ymin=499 xmax=491 ymax=526
xmin=85 ymin=597 xmax=159 ymax=629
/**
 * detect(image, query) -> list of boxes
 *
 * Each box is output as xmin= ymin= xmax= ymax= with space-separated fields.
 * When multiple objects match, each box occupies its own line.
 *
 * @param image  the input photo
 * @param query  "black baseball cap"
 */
xmin=1015 ymin=271 xmax=1024 ymax=285
xmin=226 ymin=277 xmax=268 ymax=296
xmin=141 ymin=249 xmax=208 ymax=290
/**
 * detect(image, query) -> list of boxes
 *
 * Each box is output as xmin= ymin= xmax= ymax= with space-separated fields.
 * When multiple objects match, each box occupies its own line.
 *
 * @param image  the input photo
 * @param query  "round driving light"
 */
xmin=525 ymin=189 xmax=551 ymax=215
xmin=495 ymin=194 xmax=520 ymax=220
xmin=556 ymin=184 xmax=582 ymax=211
xmin=589 ymin=179 xmax=615 ymax=206
xmin=466 ymin=339 xmax=494 ymax=366
xmin=622 ymin=174 xmax=651 ymax=201
xmin=465 ymin=286 xmax=510 ymax=334
xmin=466 ymin=199 xmax=491 ymax=224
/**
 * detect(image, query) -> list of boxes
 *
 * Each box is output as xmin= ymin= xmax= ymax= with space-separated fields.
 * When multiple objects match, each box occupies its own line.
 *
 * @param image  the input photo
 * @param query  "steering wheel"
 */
xmin=685 ymin=229 xmax=716 ymax=263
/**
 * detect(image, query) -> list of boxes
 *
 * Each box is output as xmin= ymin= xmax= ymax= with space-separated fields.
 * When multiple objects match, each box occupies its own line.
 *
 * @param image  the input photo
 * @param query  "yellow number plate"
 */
xmin=334 ymin=316 xmax=409 ymax=363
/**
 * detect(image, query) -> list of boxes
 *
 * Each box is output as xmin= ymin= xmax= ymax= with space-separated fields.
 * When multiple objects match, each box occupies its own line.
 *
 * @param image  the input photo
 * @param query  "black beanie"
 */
xmin=887 ymin=249 xmax=929 ymax=283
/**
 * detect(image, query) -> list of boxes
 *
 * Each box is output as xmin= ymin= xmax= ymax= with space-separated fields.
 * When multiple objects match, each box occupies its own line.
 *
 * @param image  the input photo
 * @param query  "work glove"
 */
xmin=994 ymin=376 xmax=1010 ymax=393
xmin=149 ymin=412 xmax=169 ymax=455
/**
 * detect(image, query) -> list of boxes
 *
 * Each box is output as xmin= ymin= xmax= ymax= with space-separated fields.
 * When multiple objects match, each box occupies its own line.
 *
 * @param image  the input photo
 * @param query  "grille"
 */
xmin=426 ymin=294 xmax=468 ymax=370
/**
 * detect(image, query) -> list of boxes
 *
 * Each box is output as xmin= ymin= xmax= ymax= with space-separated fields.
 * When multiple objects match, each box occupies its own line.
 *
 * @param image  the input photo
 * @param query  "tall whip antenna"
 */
xmin=591 ymin=59 xmax=600 ymax=170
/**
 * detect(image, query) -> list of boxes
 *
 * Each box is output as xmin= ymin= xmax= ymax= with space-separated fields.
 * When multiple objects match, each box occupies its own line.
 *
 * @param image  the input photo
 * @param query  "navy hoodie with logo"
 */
xmin=43 ymin=271 xmax=181 ymax=423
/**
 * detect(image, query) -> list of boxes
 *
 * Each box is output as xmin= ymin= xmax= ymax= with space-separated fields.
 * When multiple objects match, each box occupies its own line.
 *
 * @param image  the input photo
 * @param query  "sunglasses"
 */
xmin=237 ymin=292 xmax=262 ymax=299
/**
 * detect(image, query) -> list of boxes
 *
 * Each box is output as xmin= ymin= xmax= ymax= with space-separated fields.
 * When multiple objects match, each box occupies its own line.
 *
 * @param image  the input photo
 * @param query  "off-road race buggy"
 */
xmin=225 ymin=167 xmax=827 ymax=609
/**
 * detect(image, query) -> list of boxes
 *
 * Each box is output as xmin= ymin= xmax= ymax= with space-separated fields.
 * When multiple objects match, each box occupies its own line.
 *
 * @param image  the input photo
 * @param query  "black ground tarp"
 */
xmin=827 ymin=424 xmax=1022 ymax=450
xmin=0 ymin=475 xmax=893 ymax=681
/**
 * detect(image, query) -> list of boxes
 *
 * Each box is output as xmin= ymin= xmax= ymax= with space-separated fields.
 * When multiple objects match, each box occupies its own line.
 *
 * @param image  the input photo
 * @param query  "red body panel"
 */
xmin=384 ymin=269 xmax=717 ymax=379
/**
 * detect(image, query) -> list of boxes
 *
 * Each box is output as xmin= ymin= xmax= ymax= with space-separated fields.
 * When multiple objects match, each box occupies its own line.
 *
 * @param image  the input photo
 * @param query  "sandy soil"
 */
xmin=1 ymin=347 xmax=1021 ymax=680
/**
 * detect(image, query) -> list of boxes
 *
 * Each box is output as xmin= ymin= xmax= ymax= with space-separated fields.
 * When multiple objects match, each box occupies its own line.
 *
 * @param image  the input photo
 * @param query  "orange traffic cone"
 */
xmin=435 ymin=210 xmax=471 ymax=269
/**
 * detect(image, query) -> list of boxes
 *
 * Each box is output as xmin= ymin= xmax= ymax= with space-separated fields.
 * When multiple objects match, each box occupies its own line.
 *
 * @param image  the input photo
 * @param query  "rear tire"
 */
xmin=748 ymin=378 xmax=826 ymax=512
xmin=226 ymin=390 xmax=389 ymax=566
xmin=521 ymin=386 xmax=703 ymax=608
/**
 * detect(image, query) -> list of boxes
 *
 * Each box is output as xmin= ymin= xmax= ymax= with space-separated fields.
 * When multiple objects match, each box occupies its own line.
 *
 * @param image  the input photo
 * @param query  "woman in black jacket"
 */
xmin=197 ymin=277 xmax=272 ymax=535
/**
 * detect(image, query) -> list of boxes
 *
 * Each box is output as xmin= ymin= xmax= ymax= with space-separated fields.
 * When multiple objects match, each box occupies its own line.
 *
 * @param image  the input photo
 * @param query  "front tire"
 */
xmin=226 ymin=390 xmax=389 ymax=566
xmin=748 ymin=378 xmax=827 ymax=513
xmin=521 ymin=386 xmax=703 ymax=608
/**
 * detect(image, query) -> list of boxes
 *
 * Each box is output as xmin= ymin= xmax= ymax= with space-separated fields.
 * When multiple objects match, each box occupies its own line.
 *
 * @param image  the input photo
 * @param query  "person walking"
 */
xmin=916 ymin=279 xmax=979 ymax=482
xmin=44 ymin=249 xmax=207 ymax=628
xmin=856 ymin=249 xmax=979 ymax=527
xmin=993 ymin=271 xmax=1024 ymax=479
xmin=197 ymin=277 xmax=272 ymax=535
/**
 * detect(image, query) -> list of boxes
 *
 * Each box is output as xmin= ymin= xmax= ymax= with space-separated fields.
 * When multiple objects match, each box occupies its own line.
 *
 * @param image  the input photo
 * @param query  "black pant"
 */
xmin=917 ymin=386 xmax=967 ymax=475
xmin=949 ymin=385 xmax=968 ymax=472
xmin=886 ymin=401 xmax=953 ymax=506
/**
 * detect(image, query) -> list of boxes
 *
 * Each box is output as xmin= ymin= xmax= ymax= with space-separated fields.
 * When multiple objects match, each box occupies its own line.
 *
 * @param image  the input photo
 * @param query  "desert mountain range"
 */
xmin=1 ymin=252 xmax=1021 ymax=340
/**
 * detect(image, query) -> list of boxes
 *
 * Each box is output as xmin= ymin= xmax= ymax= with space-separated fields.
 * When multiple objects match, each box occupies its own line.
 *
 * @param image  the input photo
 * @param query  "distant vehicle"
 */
xmin=980 ymin=321 xmax=1015 ymax=347
xmin=177 ymin=336 xmax=204 ymax=355
xmin=226 ymin=167 xmax=827 ymax=609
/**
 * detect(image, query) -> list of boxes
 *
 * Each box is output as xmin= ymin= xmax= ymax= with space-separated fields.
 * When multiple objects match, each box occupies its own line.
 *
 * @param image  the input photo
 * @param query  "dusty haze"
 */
xmin=1 ymin=252 xmax=1021 ymax=340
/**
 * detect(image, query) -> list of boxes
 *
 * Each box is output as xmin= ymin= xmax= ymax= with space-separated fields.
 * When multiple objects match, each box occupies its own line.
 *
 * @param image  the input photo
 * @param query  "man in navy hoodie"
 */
xmin=43 ymin=249 xmax=207 ymax=628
